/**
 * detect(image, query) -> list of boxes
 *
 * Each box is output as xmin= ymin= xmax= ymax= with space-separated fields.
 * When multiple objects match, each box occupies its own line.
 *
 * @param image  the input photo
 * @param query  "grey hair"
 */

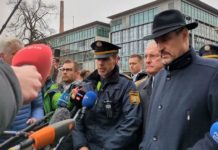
xmin=0 ymin=37 xmax=24 ymax=54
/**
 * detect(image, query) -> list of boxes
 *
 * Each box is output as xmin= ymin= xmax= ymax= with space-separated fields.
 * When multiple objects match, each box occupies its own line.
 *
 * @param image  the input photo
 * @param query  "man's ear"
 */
xmin=115 ymin=55 xmax=119 ymax=64
xmin=182 ymin=28 xmax=189 ymax=41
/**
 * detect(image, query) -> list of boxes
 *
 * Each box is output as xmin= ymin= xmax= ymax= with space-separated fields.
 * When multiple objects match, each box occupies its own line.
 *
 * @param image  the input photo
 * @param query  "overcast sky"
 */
xmin=0 ymin=0 xmax=217 ymax=36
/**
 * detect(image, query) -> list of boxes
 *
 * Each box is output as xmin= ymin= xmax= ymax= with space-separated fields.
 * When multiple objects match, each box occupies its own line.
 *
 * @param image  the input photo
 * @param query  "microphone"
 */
xmin=210 ymin=122 xmax=218 ymax=143
xmin=70 ymin=89 xmax=85 ymax=117
xmin=0 ymin=112 xmax=54 ymax=150
xmin=57 ymin=92 xmax=71 ymax=108
xmin=19 ymin=119 xmax=75 ymax=149
xmin=80 ymin=91 xmax=97 ymax=119
xmin=9 ymin=92 xmax=97 ymax=150
xmin=57 ymin=81 xmax=84 ymax=109
xmin=57 ymin=82 xmax=81 ymax=108
xmin=12 ymin=44 xmax=52 ymax=83
xmin=10 ymin=115 xmax=79 ymax=150
xmin=49 ymin=108 xmax=71 ymax=124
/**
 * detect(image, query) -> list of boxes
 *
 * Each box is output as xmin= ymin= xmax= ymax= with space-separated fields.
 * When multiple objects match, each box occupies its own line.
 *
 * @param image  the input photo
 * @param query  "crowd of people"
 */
xmin=0 ymin=9 xmax=218 ymax=150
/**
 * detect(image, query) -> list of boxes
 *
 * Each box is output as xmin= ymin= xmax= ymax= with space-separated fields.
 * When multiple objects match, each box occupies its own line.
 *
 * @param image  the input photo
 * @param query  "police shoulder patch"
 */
xmin=120 ymin=73 xmax=132 ymax=80
xmin=129 ymin=91 xmax=140 ymax=105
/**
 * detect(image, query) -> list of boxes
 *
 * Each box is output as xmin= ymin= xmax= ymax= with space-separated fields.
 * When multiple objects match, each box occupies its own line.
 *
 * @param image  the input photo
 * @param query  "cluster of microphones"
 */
xmin=0 ymin=44 xmax=97 ymax=150
xmin=8 ymin=91 xmax=97 ymax=150
xmin=2 ymin=43 xmax=218 ymax=149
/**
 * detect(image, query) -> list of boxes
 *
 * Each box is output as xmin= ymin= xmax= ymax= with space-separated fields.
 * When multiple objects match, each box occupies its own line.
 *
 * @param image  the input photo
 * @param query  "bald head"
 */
xmin=144 ymin=40 xmax=163 ymax=76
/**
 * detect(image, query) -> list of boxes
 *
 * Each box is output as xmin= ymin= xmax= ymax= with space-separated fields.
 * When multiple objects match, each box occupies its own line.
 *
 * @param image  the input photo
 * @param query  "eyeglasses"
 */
xmin=60 ymin=68 xmax=73 ymax=72
xmin=144 ymin=54 xmax=160 ymax=59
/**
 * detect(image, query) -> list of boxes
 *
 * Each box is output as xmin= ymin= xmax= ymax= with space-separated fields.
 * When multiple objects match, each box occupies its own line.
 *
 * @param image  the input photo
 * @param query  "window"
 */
xmin=129 ymin=42 xmax=134 ymax=56
xmin=181 ymin=2 xmax=185 ymax=13
xmin=139 ymin=12 xmax=144 ymax=25
xmin=143 ymin=24 xmax=148 ymax=36
xmin=120 ymin=57 xmax=129 ymax=72
xmin=111 ymin=19 xmax=122 ymax=31
xmin=148 ymin=9 xmax=154 ymax=22
xmin=129 ymin=28 xmax=134 ymax=41
xmin=168 ymin=2 xmax=174 ymax=9
xmin=112 ymin=32 xmax=121 ymax=44
xmin=147 ymin=23 xmax=152 ymax=35
xmin=133 ymin=27 xmax=138 ymax=40
xmin=138 ymin=25 xmax=144 ymax=39
xmin=143 ymin=11 xmax=149 ymax=23
xmin=154 ymin=7 xmax=159 ymax=16
xmin=130 ymin=15 xmax=135 ymax=27
xmin=116 ymin=31 xmax=121 ymax=44
xmin=133 ymin=41 xmax=138 ymax=54
xmin=122 ymin=29 xmax=129 ymax=43
xmin=121 ymin=43 xmax=128 ymax=56
xmin=193 ymin=7 xmax=197 ymax=19
xmin=122 ymin=43 xmax=129 ymax=56
xmin=138 ymin=40 xmax=143 ymax=55
xmin=135 ymin=14 xmax=139 ymax=26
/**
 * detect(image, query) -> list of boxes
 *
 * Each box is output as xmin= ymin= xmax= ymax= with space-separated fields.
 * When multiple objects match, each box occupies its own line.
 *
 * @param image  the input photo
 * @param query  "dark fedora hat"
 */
xmin=143 ymin=9 xmax=198 ymax=40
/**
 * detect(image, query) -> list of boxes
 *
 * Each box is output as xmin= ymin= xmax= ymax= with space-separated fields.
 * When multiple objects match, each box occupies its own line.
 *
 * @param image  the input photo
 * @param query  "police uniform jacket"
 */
xmin=140 ymin=49 xmax=218 ymax=150
xmin=73 ymin=65 xmax=142 ymax=150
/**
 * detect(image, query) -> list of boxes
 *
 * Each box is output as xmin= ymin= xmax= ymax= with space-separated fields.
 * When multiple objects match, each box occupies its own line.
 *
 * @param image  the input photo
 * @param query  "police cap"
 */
xmin=91 ymin=40 xmax=121 ymax=59
xmin=199 ymin=44 xmax=218 ymax=58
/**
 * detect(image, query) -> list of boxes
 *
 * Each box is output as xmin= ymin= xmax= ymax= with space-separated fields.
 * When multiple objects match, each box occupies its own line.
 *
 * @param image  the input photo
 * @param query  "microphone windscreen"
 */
xmin=12 ymin=44 xmax=52 ymax=83
xmin=210 ymin=122 xmax=218 ymax=143
xmin=82 ymin=91 xmax=97 ymax=108
xmin=49 ymin=108 xmax=71 ymax=124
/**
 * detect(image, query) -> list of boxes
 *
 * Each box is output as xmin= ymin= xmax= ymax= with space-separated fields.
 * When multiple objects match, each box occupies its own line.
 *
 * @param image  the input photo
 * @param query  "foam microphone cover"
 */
xmin=12 ymin=44 xmax=52 ymax=83
xmin=49 ymin=108 xmax=71 ymax=124
xmin=210 ymin=122 xmax=218 ymax=143
xmin=82 ymin=91 xmax=97 ymax=108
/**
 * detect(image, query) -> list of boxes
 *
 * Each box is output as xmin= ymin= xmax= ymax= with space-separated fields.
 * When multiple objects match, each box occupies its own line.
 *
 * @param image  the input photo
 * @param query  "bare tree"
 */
xmin=6 ymin=0 xmax=57 ymax=44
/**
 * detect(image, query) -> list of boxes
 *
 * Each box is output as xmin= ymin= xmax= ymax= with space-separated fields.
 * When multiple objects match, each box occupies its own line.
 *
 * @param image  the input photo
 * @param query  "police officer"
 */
xmin=72 ymin=40 xmax=142 ymax=150
xmin=199 ymin=44 xmax=218 ymax=58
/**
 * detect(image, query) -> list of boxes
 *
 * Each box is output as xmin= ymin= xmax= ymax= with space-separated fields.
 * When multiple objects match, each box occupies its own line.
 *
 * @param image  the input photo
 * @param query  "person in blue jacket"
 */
xmin=9 ymin=92 xmax=44 ymax=131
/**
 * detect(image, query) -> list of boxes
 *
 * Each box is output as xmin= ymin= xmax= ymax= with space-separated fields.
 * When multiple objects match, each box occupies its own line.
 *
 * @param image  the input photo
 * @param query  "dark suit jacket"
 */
xmin=137 ymin=76 xmax=152 ymax=138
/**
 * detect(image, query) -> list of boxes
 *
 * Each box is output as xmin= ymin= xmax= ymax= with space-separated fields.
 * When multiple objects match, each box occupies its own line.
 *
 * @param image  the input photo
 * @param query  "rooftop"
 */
xmin=108 ymin=0 xmax=218 ymax=19
xmin=45 ymin=21 xmax=110 ymax=40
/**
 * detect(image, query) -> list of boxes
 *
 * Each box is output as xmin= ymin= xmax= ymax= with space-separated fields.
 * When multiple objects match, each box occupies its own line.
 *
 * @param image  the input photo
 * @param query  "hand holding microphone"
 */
xmin=12 ymin=44 xmax=52 ymax=103
xmin=11 ymin=66 xmax=42 ymax=103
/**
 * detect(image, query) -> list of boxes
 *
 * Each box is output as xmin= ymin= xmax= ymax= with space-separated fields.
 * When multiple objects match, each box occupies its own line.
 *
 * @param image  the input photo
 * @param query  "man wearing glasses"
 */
xmin=137 ymin=40 xmax=163 ymax=139
xmin=140 ymin=9 xmax=218 ymax=150
xmin=60 ymin=59 xmax=82 ymax=91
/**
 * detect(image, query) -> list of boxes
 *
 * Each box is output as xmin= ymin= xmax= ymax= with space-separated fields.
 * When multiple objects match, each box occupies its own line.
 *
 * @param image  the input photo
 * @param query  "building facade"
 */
xmin=45 ymin=0 xmax=217 ymax=73
xmin=45 ymin=21 xmax=110 ymax=71
xmin=108 ymin=0 xmax=218 ymax=72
